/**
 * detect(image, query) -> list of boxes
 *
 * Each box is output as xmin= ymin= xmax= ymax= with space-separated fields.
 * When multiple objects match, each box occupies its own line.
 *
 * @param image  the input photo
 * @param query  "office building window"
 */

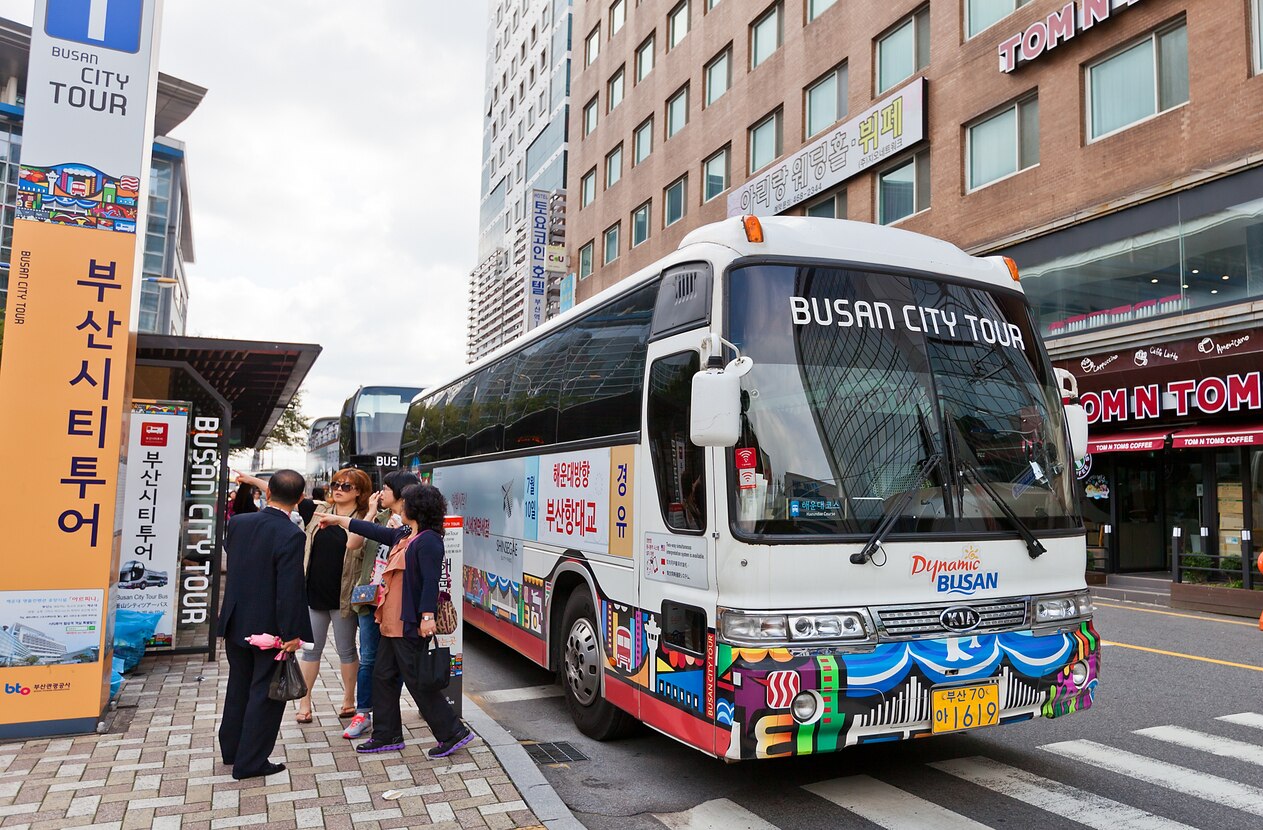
xmin=750 ymin=4 xmax=782 ymax=69
xmin=967 ymin=0 xmax=1031 ymax=39
xmin=703 ymin=148 xmax=729 ymax=202
xmin=634 ymin=118 xmax=654 ymax=165
xmin=665 ymin=176 xmax=687 ymax=226
xmin=667 ymin=86 xmax=689 ymax=138
xmin=805 ymin=63 xmax=847 ymax=138
xmin=1255 ymin=0 xmax=1263 ymax=74
xmin=806 ymin=189 xmax=846 ymax=218
xmin=579 ymin=241 xmax=594 ymax=278
xmin=586 ymin=25 xmax=600 ymax=65
xmin=581 ymin=168 xmax=597 ymax=206
xmin=1088 ymin=23 xmax=1188 ymax=141
xmin=604 ymin=223 xmax=621 ymax=264
xmin=705 ymin=48 xmax=731 ymax=106
xmin=637 ymin=34 xmax=655 ymax=82
xmin=610 ymin=0 xmax=626 ymax=34
xmin=878 ymin=151 xmax=930 ymax=225
xmin=877 ymin=7 xmax=929 ymax=94
xmin=968 ymin=96 xmax=1039 ymax=190
xmin=608 ymin=67 xmax=625 ymax=111
xmin=632 ymin=202 xmax=651 ymax=246
xmin=606 ymin=144 xmax=624 ymax=188
xmin=748 ymin=109 xmax=781 ymax=173
xmin=808 ymin=0 xmax=836 ymax=21
xmin=669 ymin=1 xmax=690 ymax=49
xmin=708 ymin=0 xmax=722 ymax=8
xmin=584 ymin=96 xmax=599 ymax=136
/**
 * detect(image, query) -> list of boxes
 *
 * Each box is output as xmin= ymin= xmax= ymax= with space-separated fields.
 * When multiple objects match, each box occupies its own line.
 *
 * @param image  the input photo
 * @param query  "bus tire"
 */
xmin=559 ymin=589 xmax=637 ymax=740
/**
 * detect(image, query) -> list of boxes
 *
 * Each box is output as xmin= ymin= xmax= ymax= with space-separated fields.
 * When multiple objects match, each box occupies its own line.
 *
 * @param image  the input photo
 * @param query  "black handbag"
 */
xmin=415 ymin=640 xmax=451 ymax=692
xmin=267 ymin=653 xmax=308 ymax=702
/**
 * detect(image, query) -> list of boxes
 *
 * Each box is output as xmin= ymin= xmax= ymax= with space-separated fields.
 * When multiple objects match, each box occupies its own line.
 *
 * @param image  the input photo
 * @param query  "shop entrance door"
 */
xmin=1166 ymin=455 xmax=1204 ymax=573
xmin=1115 ymin=453 xmax=1165 ymax=571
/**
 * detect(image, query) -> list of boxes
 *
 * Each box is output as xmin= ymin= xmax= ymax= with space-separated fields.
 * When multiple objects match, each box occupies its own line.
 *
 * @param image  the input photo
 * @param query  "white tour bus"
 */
xmin=401 ymin=216 xmax=1097 ymax=760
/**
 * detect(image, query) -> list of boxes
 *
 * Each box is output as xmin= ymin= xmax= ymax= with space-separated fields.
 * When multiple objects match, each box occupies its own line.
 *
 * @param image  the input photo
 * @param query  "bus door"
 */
xmin=638 ymin=335 xmax=719 ymax=745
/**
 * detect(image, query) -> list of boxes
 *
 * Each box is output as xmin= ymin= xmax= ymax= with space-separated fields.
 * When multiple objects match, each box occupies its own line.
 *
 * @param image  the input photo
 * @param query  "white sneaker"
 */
xmin=342 ymin=713 xmax=371 ymax=739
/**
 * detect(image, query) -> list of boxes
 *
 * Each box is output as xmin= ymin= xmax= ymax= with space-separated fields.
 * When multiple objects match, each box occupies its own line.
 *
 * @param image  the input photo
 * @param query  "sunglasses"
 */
xmin=329 ymin=481 xmax=357 ymax=492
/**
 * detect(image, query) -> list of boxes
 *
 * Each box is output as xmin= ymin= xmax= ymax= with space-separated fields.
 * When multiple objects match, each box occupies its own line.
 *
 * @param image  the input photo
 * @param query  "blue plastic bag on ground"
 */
xmin=109 ymin=656 xmax=126 ymax=700
xmin=113 ymin=609 xmax=163 ymax=673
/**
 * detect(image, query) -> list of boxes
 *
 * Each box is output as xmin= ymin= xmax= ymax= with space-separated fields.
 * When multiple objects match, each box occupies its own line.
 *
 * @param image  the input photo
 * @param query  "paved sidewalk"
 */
xmin=0 ymin=650 xmax=543 ymax=830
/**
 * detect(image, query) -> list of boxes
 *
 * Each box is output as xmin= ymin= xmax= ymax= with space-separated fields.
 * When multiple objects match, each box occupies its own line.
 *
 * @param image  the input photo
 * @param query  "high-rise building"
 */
xmin=467 ymin=0 xmax=574 ymax=364
xmin=565 ymin=0 xmax=1263 ymax=582
xmin=0 ymin=17 xmax=204 ymax=338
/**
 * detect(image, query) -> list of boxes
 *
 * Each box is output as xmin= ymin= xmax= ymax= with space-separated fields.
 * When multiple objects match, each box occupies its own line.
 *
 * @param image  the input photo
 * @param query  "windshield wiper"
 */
xmin=851 ymin=452 xmax=942 ymax=566
xmin=957 ymin=453 xmax=1047 ymax=559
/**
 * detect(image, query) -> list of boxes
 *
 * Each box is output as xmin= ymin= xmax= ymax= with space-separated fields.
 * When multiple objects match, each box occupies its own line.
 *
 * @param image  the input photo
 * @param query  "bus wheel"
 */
xmin=559 ymin=590 xmax=637 ymax=740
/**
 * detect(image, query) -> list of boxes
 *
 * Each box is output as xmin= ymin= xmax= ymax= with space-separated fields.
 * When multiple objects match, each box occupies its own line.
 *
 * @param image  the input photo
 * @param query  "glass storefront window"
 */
xmin=1020 ymin=195 xmax=1263 ymax=338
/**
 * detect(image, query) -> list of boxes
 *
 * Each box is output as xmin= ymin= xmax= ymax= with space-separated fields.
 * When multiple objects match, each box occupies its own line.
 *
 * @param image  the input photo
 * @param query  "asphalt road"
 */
xmin=462 ymin=601 xmax=1263 ymax=830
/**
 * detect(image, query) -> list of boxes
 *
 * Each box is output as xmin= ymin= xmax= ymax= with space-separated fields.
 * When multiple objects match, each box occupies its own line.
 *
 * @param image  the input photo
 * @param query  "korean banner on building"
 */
xmin=117 ymin=401 xmax=188 ymax=647
xmin=727 ymin=77 xmax=926 ymax=217
xmin=0 ymin=0 xmax=163 ymax=737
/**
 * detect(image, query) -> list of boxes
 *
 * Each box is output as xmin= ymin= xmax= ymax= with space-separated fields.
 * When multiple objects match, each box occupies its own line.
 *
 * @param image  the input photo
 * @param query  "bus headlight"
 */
xmin=788 ymin=613 xmax=868 ymax=640
xmin=718 ymin=611 xmax=788 ymax=642
xmin=1034 ymin=591 xmax=1093 ymax=624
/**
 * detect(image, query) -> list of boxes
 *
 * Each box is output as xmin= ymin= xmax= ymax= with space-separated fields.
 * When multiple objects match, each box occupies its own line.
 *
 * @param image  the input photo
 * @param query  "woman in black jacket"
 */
xmin=316 ymin=483 xmax=471 ymax=757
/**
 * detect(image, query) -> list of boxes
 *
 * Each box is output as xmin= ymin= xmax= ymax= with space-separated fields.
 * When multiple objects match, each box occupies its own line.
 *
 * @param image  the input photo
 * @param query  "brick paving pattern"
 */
xmin=0 ymin=651 xmax=543 ymax=830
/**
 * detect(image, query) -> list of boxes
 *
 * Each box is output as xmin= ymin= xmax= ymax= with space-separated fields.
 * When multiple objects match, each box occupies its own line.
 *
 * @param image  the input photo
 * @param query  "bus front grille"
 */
xmin=872 ymin=599 xmax=1028 ymax=639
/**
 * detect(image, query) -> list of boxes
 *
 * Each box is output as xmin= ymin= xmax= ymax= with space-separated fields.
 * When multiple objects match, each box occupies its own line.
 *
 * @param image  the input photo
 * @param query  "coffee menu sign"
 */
xmin=998 ymin=0 xmax=1143 ymax=73
xmin=1055 ymin=328 xmax=1263 ymax=425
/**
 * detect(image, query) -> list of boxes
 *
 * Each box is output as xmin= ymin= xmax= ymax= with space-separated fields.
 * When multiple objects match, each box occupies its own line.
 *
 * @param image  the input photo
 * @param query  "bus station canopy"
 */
xmin=136 ymin=334 xmax=321 ymax=449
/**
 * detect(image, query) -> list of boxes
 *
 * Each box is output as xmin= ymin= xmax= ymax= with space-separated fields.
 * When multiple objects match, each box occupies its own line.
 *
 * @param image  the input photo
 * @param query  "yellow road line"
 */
xmin=1102 ymin=640 xmax=1263 ymax=673
xmin=1094 ymin=601 xmax=1258 ymax=627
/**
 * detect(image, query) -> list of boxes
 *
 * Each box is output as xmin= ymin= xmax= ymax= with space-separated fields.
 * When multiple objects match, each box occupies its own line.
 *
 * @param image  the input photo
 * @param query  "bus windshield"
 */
xmin=727 ymin=262 xmax=1078 ymax=538
xmin=343 ymin=386 xmax=422 ymax=457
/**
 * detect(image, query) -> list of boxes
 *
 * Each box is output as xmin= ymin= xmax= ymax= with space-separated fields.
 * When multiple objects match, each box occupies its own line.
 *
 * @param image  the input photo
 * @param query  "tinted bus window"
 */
xmin=438 ymin=378 xmax=476 ymax=461
xmin=468 ymin=355 xmax=519 ymax=456
xmin=559 ymin=283 xmax=656 ymax=442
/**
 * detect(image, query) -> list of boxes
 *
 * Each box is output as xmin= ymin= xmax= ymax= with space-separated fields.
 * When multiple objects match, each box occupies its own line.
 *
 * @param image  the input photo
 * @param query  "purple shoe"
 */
xmin=356 ymin=736 xmax=404 ymax=754
xmin=427 ymin=727 xmax=474 ymax=758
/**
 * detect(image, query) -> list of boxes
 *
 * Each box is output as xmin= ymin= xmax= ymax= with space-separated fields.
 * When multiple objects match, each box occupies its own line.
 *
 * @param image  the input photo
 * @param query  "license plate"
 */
xmin=930 ymin=681 xmax=1000 ymax=734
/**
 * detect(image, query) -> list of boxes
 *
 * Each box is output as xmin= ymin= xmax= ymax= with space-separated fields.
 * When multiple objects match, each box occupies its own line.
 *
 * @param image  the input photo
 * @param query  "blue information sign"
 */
xmin=45 ymin=0 xmax=143 ymax=53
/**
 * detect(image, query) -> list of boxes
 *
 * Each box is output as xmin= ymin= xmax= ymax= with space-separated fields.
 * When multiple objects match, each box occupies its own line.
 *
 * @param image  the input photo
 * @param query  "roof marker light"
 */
xmin=742 ymin=215 xmax=764 ymax=244
xmin=1002 ymin=257 xmax=1021 ymax=282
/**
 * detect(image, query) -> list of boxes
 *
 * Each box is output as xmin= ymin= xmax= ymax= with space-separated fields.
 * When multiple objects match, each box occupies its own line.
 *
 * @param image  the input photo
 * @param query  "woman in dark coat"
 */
xmin=316 ymin=484 xmax=471 ymax=757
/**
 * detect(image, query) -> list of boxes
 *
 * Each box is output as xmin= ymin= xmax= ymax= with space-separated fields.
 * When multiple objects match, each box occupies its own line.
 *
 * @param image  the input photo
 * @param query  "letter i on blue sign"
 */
xmin=46 ymin=0 xmax=144 ymax=54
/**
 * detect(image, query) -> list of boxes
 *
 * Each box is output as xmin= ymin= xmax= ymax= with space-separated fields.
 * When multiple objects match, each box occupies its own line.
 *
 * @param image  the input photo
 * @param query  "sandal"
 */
xmin=296 ymin=710 xmax=313 ymax=724
xmin=337 ymin=706 xmax=357 ymax=720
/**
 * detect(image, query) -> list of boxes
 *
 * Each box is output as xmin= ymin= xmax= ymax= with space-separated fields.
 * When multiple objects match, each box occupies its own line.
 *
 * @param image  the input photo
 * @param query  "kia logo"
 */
xmin=940 ymin=606 xmax=981 ymax=633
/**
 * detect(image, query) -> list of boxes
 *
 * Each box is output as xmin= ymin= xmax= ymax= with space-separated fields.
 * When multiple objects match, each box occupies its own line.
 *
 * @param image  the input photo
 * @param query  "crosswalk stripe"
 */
xmin=931 ymin=756 xmax=1195 ymax=830
xmin=652 ymin=798 xmax=779 ymax=830
xmin=1043 ymin=740 xmax=1263 ymax=817
xmin=804 ymin=775 xmax=990 ymax=829
xmin=1136 ymin=725 xmax=1263 ymax=767
xmin=1217 ymin=712 xmax=1263 ymax=731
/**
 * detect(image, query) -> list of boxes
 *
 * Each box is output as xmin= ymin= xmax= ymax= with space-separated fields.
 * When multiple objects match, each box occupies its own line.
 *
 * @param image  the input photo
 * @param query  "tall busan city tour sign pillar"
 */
xmin=0 ymin=0 xmax=162 ymax=738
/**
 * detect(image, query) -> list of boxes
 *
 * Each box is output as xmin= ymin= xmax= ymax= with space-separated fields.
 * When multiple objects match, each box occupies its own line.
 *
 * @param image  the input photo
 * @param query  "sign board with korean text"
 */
xmin=117 ymin=401 xmax=188 ymax=647
xmin=727 ymin=78 xmax=925 ymax=218
xmin=644 ymin=533 xmax=709 ymax=589
xmin=439 ymin=516 xmax=464 ymax=717
xmin=0 ymin=0 xmax=163 ymax=738
xmin=525 ymin=189 xmax=550 ymax=332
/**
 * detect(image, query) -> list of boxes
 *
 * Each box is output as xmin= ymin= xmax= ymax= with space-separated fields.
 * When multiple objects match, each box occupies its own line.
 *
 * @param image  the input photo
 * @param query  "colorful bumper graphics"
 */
xmin=464 ymin=564 xmax=1100 ymax=761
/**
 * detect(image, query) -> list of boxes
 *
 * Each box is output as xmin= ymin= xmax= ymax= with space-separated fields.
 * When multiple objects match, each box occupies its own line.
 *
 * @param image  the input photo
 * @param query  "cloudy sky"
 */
xmin=0 ymin=0 xmax=490 ymax=423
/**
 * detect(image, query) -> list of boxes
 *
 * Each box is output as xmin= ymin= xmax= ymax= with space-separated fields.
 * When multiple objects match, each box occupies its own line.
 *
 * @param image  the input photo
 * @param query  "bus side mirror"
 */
xmin=690 ymin=357 xmax=753 ymax=447
xmin=1065 ymin=403 xmax=1089 ymax=462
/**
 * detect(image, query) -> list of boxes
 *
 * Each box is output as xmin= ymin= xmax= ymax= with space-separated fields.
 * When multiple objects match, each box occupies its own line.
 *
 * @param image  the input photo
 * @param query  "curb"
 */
xmin=463 ymin=695 xmax=586 ymax=830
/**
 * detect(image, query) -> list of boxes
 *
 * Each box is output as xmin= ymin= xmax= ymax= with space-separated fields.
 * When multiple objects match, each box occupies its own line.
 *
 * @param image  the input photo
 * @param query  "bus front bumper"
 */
xmin=715 ymin=620 xmax=1099 ymax=760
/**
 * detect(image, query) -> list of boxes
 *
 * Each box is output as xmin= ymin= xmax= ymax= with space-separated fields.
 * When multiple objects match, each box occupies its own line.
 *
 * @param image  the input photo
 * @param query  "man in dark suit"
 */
xmin=217 ymin=468 xmax=314 ymax=780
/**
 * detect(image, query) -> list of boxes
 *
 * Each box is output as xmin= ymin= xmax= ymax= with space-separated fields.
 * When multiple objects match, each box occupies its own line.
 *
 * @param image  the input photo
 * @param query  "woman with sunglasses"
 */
xmin=295 ymin=467 xmax=373 ymax=724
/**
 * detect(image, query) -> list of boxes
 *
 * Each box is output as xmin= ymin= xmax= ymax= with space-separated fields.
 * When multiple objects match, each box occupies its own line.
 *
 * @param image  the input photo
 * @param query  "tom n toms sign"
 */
xmin=999 ymin=0 xmax=1143 ymax=73
xmin=727 ymin=78 xmax=925 ymax=217
xmin=1083 ymin=372 xmax=1263 ymax=424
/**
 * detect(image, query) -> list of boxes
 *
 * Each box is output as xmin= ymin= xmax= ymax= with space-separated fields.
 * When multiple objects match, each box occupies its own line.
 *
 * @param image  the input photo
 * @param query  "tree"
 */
xmin=261 ymin=388 xmax=312 ymax=450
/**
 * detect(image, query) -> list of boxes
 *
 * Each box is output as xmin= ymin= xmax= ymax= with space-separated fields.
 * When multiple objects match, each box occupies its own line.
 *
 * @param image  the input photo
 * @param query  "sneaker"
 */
xmin=427 ymin=727 xmax=474 ymax=759
xmin=342 ymin=713 xmax=371 ymax=739
xmin=355 ymin=736 xmax=404 ymax=754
